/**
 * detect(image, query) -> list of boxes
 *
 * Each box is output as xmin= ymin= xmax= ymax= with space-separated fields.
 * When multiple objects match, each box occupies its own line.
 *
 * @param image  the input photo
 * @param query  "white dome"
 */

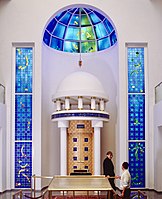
xmin=53 ymin=71 xmax=108 ymax=101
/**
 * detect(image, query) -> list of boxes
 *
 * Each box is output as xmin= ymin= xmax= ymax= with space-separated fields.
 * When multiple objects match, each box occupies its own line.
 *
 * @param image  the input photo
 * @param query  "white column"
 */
xmin=92 ymin=120 xmax=103 ymax=175
xmin=91 ymin=97 xmax=96 ymax=110
xmin=56 ymin=99 xmax=61 ymax=111
xmin=58 ymin=121 xmax=69 ymax=175
xmin=65 ymin=97 xmax=70 ymax=110
xmin=78 ymin=96 xmax=83 ymax=109
xmin=100 ymin=99 xmax=104 ymax=111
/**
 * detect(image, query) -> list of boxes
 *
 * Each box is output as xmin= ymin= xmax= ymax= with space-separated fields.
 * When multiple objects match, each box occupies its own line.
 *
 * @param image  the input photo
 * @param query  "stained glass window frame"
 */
xmin=43 ymin=6 xmax=117 ymax=53
xmin=127 ymin=44 xmax=147 ymax=188
xmin=13 ymin=44 xmax=34 ymax=189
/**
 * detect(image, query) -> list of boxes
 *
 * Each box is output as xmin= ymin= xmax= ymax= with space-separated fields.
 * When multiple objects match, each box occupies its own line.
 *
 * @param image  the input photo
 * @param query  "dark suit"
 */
xmin=103 ymin=157 xmax=116 ymax=191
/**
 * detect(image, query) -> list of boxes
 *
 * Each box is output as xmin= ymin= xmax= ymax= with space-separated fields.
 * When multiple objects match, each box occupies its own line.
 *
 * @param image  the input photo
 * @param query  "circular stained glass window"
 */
xmin=43 ymin=7 xmax=117 ymax=53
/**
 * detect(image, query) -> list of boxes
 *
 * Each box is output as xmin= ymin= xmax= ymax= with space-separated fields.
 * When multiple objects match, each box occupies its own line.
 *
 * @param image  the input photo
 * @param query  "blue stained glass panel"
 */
xmin=94 ymin=10 xmax=105 ymax=21
xmin=103 ymin=19 xmax=114 ymax=34
xmin=53 ymin=23 xmax=66 ymax=39
xmin=110 ymin=31 xmax=117 ymax=46
xmin=98 ymin=37 xmax=111 ymax=51
xmin=16 ymin=48 xmax=33 ymax=93
xmin=69 ymin=14 xmax=80 ymax=26
xmin=46 ymin=18 xmax=57 ymax=32
xmin=43 ymin=30 xmax=51 ymax=46
xmin=15 ymin=95 xmax=32 ymax=140
xmin=55 ymin=10 xmax=66 ymax=21
xmin=15 ymin=142 xmax=32 ymax=188
xmin=65 ymin=27 xmax=80 ymax=40
xmin=128 ymin=48 xmax=145 ymax=93
xmin=128 ymin=94 xmax=145 ymax=140
xmin=50 ymin=37 xmax=63 ymax=51
xmin=64 ymin=41 xmax=79 ymax=53
xmin=94 ymin=23 xmax=108 ymax=39
xmin=89 ymin=12 xmax=101 ymax=25
xmin=129 ymin=142 xmax=145 ymax=188
xmin=60 ymin=12 xmax=72 ymax=25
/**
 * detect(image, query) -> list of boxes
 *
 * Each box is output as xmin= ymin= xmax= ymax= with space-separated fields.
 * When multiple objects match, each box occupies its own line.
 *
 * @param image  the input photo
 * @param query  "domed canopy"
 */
xmin=52 ymin=71 xmax=108 ymax=101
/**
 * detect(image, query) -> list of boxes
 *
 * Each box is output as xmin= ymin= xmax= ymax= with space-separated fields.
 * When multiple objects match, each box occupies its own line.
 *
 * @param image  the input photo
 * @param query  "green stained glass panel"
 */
xmin=81 ymin=26 xmax=95 ymax=40
xmin=81 ymin=41 xmax=96 ymax=53
xmin=81 ymin=14 xmax=91 ymax=26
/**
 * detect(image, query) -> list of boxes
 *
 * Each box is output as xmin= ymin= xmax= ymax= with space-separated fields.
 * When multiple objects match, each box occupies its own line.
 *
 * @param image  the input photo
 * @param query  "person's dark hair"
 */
xmin=122 ymin=162 xmax=129 ymax=169
xmin=106 ymin=151 xmax=113 ymax=156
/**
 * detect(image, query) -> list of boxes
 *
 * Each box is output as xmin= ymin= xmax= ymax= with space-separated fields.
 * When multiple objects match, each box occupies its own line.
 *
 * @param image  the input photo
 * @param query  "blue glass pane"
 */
xmin=94 ymin=10 xmax=105 ymax=21
xmin=69 ymin=8 xmax=77 ymax=14
xmin=103 ymin=19 xmax=114 ymax=34
xmin=110 ymin=31 xmax=117 ymax=46
xmin=55 ymin=10 xmax=66 ymax=21
xmin=65 ymin=27 xmax=80 ymax=40
xmin=15 ymin=142 xmax=32 ymax=188
xmin=46 ymin=18 xmax=57 ymax=33
xmin=81 ymin=41 xmax=96 ymax=53
xmin=83 ymin=8 xmax=92 ymax=14
xmin=15 ymin=95 xmax=32 ymax=140
xmin=50 ymin=37 xmax=63 ymax=51
xmin=94 ymin=23 xmax=108 ymax=39
xmin=60 ymin=12 xmax=72 ymax=25
xmin=53 ymin=23 xmax=66 ymax=39
xmin=81 ymin=15 xmax=91 ymax=26
xmin=129 ymin=142 xmax=145 ymax=188
xmin=16 ymin=48 xmax=33 ymax=93
xmin=81 ymin=26 xmax=95 ymax=40
xmin=43 ymin=30 xmax=51 ymax=46
xmin=64 ymin=41 xmax=79 ymax=53
xmin=128 ymin=94 xmax=145 ymax=140
xmin=69 ymin=14 xmax=80 ymax=26
xmin=89 ymin=12 xmax=101 ymax=25
xmin=128 ymin=48 xmax=145 ymax=93
xmin=98 ymin=37 xmax=111 ymax=51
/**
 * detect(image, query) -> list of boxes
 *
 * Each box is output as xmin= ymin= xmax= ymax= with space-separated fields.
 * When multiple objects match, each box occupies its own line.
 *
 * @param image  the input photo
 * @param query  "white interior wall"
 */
xmin=0 ymin=104 xmax=6 ymax=192
xmin=0 ymin=0 xmax=162 ymax=190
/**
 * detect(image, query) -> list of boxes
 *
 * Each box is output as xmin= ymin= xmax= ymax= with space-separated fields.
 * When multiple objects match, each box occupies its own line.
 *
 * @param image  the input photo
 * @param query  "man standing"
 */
xmin=117 ymin=162 xmax=131 ymax=198
xmin=103 ymin=151 xmax=116 ymax=191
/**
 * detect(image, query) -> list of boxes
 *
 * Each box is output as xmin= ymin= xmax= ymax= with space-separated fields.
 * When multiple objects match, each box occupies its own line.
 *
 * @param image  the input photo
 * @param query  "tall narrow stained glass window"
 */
xmin=127 ymin=47 xmax=145 ymax=188
xmin=15 ymin=47 xmax=33 ymax=188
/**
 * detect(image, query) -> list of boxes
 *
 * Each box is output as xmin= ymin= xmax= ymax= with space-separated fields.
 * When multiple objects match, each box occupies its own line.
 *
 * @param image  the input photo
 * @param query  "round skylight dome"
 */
xmin=43 ymin=6 xmax=117 ymax=53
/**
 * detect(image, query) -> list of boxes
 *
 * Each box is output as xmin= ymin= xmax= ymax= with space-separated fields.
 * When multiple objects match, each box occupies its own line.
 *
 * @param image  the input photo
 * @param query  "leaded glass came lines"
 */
xmin=127 ymin=47 xmax=145 ymax=188
xmin=43 ymin=7 xmax=117 ymax=53
xmin=15 ymin=47 xmax=33 ymax=188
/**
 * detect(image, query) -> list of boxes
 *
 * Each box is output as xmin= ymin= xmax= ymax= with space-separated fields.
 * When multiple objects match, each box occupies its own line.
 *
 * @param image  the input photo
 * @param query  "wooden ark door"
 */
xmin=67 ymin=120 xmax=94 ymax=175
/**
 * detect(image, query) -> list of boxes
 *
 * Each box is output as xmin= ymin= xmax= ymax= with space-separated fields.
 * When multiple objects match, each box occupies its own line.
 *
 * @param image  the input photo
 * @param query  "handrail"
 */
xmin=113 ymin=189 xmax=147 ymax=198
xmin=31 ymin=175 xmax=53 ymax=198
xmin=12 ymin=190 xmax=23 ymax=199
xmin=155 ymin=81 xmax=162 ymax=104
xmin=0 ymin=83 xmax=5 ymax=104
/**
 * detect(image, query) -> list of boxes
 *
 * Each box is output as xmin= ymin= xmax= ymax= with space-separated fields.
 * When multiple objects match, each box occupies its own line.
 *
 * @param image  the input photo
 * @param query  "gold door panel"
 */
xmin=67 ymin=120 xmax=94 ymax=175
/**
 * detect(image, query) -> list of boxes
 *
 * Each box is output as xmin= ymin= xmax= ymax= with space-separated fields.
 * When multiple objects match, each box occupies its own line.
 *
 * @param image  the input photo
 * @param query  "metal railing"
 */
xmin=155 ymin=82 xmax=162 ymax=104
xmin=12 ymin=175 xmax=53 ymax=199
xmin=0 ymin=83 xmax=5 ymax=104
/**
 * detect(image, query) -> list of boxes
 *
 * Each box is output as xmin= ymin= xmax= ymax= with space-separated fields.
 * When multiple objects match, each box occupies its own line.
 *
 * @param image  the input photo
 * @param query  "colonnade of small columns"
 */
xmin=54 ymin=96 xmax=106 ymax=111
